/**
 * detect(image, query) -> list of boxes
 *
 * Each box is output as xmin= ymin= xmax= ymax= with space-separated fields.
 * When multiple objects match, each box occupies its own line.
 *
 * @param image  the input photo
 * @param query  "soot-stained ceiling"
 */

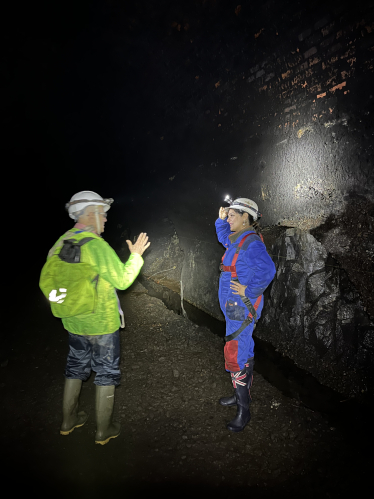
xmin=3 ymin=0 xmax=374 ymax=237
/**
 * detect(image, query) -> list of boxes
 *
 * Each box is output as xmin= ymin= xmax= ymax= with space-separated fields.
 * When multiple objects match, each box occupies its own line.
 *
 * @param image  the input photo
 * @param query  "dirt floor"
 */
xmin=1 ymin=281 xmax=373 ymax=498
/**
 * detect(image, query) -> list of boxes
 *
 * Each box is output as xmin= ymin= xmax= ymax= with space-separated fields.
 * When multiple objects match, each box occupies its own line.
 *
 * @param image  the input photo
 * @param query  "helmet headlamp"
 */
xmin=223 ymin=195 xmax=262 ymax=221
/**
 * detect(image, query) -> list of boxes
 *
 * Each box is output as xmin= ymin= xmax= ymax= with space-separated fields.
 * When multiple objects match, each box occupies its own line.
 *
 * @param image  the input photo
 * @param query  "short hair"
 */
xmin=72 ymin=205 xmax=94 ymax=222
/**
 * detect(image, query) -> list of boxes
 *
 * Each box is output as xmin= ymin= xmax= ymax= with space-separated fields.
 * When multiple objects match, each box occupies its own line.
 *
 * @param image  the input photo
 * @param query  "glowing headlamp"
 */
xmin=223 ymin=195 xmax=262 ymax=220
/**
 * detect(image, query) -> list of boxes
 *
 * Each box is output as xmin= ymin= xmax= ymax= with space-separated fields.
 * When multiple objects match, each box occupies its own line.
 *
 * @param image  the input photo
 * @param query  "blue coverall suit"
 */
xmin=215 ymin=218 xmax=276 ymax=372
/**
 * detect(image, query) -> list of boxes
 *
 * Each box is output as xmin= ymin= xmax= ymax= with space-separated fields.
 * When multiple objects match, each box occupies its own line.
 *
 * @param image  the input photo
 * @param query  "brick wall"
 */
xmin=238 ymin=3 xmax=374 ymax=136
xmin=193 ymin=2 xmax=373 ymax=141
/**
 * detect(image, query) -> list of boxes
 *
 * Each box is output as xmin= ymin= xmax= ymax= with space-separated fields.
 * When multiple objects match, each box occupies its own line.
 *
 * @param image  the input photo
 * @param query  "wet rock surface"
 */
xmin=1 ymin=286 xmax=373 ymax=497
xmin=132 ymin=212 xmax=374 ymax=400
xmin=311 ymin=197 xmax=374 ymax=319
xmin=137 ymin=217 xmax=185 ymax=294
xmin=262 ymin=227 xmax=374 ymax=399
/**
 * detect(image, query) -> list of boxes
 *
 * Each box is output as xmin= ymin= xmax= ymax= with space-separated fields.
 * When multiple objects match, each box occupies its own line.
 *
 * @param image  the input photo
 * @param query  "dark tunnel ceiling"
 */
xmin=1 ymin=1 xmax=343 ymax=190
xmin=3 ymin=0 xmax=374 ymax=217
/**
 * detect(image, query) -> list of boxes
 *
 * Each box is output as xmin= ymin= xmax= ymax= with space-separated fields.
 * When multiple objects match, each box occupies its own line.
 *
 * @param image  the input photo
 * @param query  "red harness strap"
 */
xmin=221 ymin=232 xmax=264 ymax=324
xmin=248 ymin=294 xmax=262 ymax=320
xmin=221 ymin=232 xmax=263 ymax=278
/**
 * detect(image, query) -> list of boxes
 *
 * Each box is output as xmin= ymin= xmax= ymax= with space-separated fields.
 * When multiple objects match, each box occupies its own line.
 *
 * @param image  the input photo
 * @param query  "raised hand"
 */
xmin=219 ymin=207 xmax=228 ymax=220
xmin=126 ymin=233 xmax=151 ymax=256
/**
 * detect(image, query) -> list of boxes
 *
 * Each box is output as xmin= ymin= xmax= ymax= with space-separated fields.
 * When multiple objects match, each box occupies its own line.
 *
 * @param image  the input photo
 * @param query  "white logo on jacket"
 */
xmin=49 ymin=288 xmax=67 ymax=303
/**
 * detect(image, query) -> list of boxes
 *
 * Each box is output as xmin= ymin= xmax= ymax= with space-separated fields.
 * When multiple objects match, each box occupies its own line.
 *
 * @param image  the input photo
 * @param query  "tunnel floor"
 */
xmin=1 ymin=283 xmax=372 ymax=498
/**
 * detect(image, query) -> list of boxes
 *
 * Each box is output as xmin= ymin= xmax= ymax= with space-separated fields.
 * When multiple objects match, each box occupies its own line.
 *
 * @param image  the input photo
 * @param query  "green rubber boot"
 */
xmin=95 ymin=385 xmax=121 ymax=445
xmin=60 ymin=378 xmax=89 ymax=435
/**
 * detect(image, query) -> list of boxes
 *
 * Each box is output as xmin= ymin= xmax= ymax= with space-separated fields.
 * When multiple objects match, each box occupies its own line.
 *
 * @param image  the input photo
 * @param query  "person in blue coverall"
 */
xmin=215 ymin=197 xmax=276 ymax=432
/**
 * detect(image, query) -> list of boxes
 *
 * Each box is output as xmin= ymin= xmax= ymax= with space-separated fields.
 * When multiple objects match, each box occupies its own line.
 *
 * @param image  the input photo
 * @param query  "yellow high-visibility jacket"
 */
xmin=46 ymin=228 xmax=143 ymax=335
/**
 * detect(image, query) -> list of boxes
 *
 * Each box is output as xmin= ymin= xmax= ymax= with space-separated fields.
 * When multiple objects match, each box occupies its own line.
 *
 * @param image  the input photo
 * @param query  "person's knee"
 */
xmin=65 ymin=354 xmax=92 ymax=379
xmin=94 ymin=371 xmax=121 ymax=386
xmin=65 ymin=369 xmax=91 ymax=381
xmin=91 ymin=331 xmax=121 ymax=386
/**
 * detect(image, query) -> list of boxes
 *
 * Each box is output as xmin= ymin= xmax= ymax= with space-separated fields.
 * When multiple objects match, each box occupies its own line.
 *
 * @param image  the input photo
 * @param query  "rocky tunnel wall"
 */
xmin=107 ymin=0 xmax=374 ymax=397
xmin=3 ymin=0 xmax=374 ymax=398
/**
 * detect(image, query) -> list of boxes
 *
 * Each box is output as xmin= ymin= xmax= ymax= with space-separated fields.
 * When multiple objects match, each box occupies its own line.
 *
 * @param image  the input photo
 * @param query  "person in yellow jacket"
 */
xmin=45 ymin=191 xmax=150 ymax=445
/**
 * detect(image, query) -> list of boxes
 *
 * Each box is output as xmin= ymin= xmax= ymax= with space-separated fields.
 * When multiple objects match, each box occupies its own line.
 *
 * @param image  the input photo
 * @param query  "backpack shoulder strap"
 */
xmin=73 ymin=237 xmax=96 ymax=246
xmin=59 ymin=237 xmax=96 ymax=263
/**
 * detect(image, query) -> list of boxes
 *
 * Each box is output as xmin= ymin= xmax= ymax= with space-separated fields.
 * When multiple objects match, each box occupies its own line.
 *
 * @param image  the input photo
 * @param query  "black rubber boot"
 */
xmin=226 ymin=369 xmax=251 ymax=432
xmin=219 ymin=357 xmax=254 ymax=407
xmin=245 ymin=357 xmax=254 ymax=403
xmin=60 ymin=378 xmax=89 ymax=435
xmin=219 ymin=393 xmax=236 ymax=407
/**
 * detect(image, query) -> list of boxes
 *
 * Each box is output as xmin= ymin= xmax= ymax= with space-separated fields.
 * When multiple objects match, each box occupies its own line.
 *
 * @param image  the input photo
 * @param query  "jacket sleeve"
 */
xmin=86 ymin=239 xmax=144 ymax=290
xmin=243 ymin=241 xmax=276 ymax=299
xmin=215 ymin=218 xmax=231 ymax=248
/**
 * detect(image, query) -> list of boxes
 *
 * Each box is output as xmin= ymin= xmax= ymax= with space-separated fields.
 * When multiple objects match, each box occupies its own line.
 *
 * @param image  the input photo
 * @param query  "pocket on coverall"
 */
xmin=225 ymin=298 xmax=246 ymax=321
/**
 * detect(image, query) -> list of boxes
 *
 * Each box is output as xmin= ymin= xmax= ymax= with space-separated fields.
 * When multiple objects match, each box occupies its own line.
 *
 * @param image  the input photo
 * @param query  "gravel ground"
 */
xmin=1 ymin=283 xmax=372 ymax=498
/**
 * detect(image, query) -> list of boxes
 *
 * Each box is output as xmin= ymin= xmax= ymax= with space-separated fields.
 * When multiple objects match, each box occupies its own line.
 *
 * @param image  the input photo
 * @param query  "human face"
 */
xmin=96 ymin=207 xmax=107 ymax=234
xmin=85 ymin=206 xmax=107 ymax=234
xmin=227 ymin=209 xmax=245 ymax=232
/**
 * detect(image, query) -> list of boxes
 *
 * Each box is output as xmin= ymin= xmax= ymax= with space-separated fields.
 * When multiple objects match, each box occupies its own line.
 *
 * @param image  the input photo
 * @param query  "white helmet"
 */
xmin=229 ymin=197 xmax=261 ymax=221
xmin=66 ymin=191 xmax=113 ymax=220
